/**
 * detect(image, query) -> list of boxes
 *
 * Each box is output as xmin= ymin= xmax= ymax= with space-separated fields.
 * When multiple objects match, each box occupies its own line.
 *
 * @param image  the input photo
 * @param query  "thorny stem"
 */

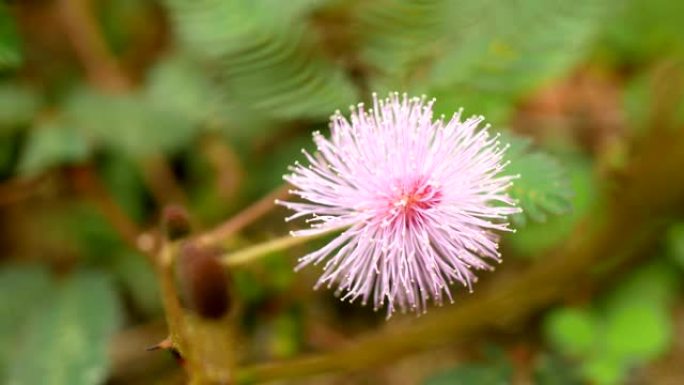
xmin=157 ymin=239 xmax=238 ymax=385
xmin=157 ymin=241 xmax=188 ymax=353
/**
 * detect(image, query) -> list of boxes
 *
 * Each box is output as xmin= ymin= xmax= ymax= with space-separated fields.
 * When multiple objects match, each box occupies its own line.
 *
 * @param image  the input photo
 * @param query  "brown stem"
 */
xmin=196 ymin=184 xmax=290 ymax=246
xmin=137 ymin=154 xmax=188 ymax=208
xmin=200 ymin=135 xmax=244 ymax=204
xmin=68 ymin=166 xmax=147 ymax=257
xmin=56 ymin=0 xmax=130 ymax=91
xmin=0 ymin=175 xmax=49 ymax=206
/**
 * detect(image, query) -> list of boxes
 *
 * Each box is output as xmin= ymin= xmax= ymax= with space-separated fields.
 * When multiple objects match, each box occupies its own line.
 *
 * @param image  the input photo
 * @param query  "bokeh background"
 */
xmin=1 ymin=0 xmax=684 ymax=384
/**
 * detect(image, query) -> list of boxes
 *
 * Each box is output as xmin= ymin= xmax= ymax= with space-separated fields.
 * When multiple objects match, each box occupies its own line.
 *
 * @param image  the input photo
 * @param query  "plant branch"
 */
xmin=68 ymin=166 xmax=148 ymax=257
xmin=0 ymin=175 xmax=48 ymax=206
xmin=197 ymin=184 xmax=290 ymax=246
xmin=137 ymin=154 xmax=188 ymax=207
xmin=56 ymin=0 xmax=130 ymax=91
xmin=221 ymin=230 xmax=334 ymax=268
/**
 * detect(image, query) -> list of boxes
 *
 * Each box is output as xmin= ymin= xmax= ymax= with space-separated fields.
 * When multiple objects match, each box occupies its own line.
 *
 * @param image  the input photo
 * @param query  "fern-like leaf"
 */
xmin=500 ymin=131 xmax=573 ymax=226
xmin=355 ymin=0 xmax=617 ymax=105
xmin=164 ymin=0 xmax=357 ymax=119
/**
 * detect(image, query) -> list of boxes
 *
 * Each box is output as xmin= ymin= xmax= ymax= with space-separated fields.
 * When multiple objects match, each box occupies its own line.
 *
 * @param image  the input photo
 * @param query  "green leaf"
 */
xmin=164 ymin=0 xmax=357 ymax=119
xmin=111 ymin=252 xmax=162 ymax=316
xmin=0 ymin=83 xmax=40 ymax=130
xmin=355 ymin=0 xmax=451 ymax=83
xmin=598 ymin=0 xmax=684 ymax=64
xmin=600 ymin=262 xmax=678 ymax=362
xmin=65 ymin=87 xmax=197 ymax=157
xmin=501 ymin=132 xmax=573 ymax=226
xmin=0 ymin=265 xmax=53 ymax=378
xmin=64 ymin=204 xmax=125 ymax=260
xmin=147 ymin=56 xmax=280 ymax=144
xmin=430 ymin=89 xmax=514 ymax=127
xmin=18 ymin=119 xmax=90 ymax=176
xmin=605 ymin=261 xmax=681 ymax=310
xmin=145 ymin=55 xmax=222 ymax=124
xmin=604 ymin=303 xmax=671 ymax=362
xmin=544 ymin=308 xmax=598 ymax=357
xmin=99 ymin=153 xmax=150 ymax=223
xmin=358 ymin=0 xmax=614 ymax=101
xmin=507 ymin=154 xmax=595 ymax=256
xmin=0 ymin=4 xmax=22 ymax=70
xmin=6 ymin=271 xmax=122 ymax=385
xmin=581 ymin=354 xmax=624 ymax=385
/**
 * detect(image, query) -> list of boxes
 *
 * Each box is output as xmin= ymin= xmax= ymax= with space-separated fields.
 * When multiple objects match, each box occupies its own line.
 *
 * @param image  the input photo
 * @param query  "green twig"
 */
xmin=221 ymin=231 xmax=336 ymax=268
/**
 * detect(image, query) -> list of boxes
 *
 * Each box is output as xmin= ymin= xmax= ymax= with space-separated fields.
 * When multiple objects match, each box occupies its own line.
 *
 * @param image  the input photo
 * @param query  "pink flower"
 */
xmin=277 ymin=93 xmax=520 ymax=317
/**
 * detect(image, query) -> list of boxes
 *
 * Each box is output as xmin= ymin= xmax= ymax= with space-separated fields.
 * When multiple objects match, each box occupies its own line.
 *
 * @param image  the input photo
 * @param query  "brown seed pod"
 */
xmin=176 ymin=242 xmax=231 ymax=319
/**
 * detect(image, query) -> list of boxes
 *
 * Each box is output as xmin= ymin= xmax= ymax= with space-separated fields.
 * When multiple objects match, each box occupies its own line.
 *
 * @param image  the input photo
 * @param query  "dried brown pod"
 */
xmin=176 ymin=242 xmax=231 ymax=319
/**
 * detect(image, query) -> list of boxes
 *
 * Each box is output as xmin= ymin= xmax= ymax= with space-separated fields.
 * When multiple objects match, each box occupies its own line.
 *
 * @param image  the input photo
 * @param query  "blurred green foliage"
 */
xmin=508 ymin=155 xmax=597 ymax=256
xmin=534 ymin=354 xmax=584 ymax=385
xmin=666 ymin=223 xmax=684 ymax=270
xmin=1 ymin=0 xmax=684 ymax=383
xmin=0 ymin=268 xmax=121 ymax=385
xmin=0 ymin=83 xmax=40 ymax=131
xmin=423 ymin=348 xmax=512 ymax=385
xmin=500 ymin=131 xmax=573 ymax=226
xmin=0 ymin=4 xmax=21 ymax=70
xmin=19 ymin=119 xmax=90 ymax=176
xmin=544 ymin=261 xmax=681 ymax=385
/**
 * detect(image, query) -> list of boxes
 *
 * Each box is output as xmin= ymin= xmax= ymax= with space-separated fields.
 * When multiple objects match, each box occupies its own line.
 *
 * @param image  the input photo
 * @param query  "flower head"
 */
xmin=278 ymin=93 xmax=520 ymax=317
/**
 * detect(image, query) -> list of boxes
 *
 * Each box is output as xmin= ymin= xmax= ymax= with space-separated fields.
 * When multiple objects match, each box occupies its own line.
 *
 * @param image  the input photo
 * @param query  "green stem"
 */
xmin=220 ymin=230 xmax=336 ymax=267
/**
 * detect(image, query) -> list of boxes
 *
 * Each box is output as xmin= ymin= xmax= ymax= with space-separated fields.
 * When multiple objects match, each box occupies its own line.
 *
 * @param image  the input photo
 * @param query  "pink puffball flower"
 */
xmin=277 ymin=93 xmax=521 ymax=317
